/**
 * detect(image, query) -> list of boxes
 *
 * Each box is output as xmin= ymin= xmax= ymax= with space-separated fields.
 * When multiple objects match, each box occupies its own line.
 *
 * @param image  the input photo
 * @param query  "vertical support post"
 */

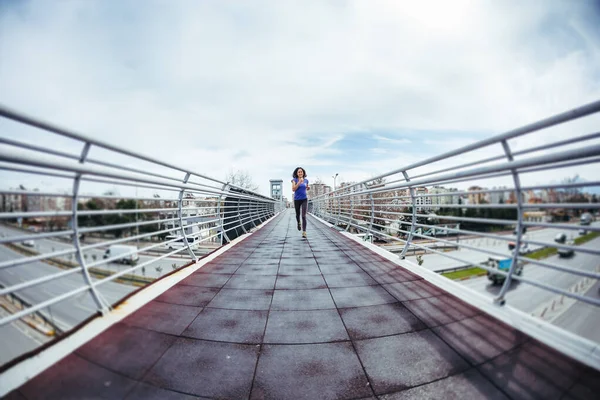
xmin=495 ymin=140 xmax=523 ymax=305
xmin=338 ymin=192 xmax=343 ymax=226
xmin=346 ymin=189 xmax=354 ymax=232
xmin=237 ymin=196 xmax=248 ymax=234
xmin=366 ymin=183 xmax=374 ymax=236
xmin=399 ymin=171 xmax=415 ymax=259
xmin=217 ymin=183 xmax=230 ymax=245
xmin=178 ymin=173 xmax=198 ymax=262
xmin=327 ymin=193 xmax=334 ymax=223
xmin=334 ymin=190 xmax=343 ymax=227
xmin=249 ymin=199 xmax=258 ymax=228
xmin=71 ymin=142 xmax=110 ymax=314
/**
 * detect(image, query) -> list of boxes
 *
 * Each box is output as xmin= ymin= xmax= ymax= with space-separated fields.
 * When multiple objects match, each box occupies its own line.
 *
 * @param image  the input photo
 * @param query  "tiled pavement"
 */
xmin=5 ymin=210 xmax=599 ymax=399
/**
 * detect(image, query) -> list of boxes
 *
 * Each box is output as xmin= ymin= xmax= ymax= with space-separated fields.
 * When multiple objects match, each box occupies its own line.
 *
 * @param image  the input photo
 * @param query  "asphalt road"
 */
xmin=459 ymin=237 xmax=600 ymax=310
xmin=0 ymin=224 xmax=203 ymax=279
xmin=402 ymin=223 xmax=598 ymax=272
xmin=553 ymin=280 xmax=600 ymax=343
xmin=0 ymin=307 xmax=45 ymax=366
xmin=0 ymin=245 xmax=136 ymax=331
xmin=459 ymin=237 xmax=600 ymax=341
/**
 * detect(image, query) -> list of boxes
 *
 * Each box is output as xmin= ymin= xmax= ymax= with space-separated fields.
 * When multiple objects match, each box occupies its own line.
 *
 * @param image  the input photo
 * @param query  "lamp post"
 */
xmin=332 ymin=173 xmax=338 ymax=191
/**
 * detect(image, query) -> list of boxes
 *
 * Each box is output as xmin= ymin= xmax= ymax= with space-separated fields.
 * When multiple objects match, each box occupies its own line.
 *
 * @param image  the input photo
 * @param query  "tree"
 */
xmin=225 ymin=169 xmax=259 ymax=192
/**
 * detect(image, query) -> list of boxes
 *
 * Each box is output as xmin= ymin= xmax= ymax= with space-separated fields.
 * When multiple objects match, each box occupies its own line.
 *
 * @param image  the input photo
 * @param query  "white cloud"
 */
xmin=1 ymin=0 xmax=599 ymax=196
xmin=373 ymin=135 xmax=411 ymax=145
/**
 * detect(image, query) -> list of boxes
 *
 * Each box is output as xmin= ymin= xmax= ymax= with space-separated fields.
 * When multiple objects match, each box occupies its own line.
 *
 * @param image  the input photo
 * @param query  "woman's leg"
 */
xmin=294 ymin=200 xmax=301 ymax=228
xmin=300 ymin=199 xmax=308 ymax=231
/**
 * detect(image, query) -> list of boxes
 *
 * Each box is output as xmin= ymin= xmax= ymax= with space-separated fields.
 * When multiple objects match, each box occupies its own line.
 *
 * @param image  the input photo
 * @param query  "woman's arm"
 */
xmin=291 ymin=178 xmax=304 ymax=192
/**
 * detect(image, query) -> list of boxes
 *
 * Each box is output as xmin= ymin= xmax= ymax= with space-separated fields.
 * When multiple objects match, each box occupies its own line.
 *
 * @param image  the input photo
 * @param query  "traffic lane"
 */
xmin=0 ymin=224 xmax=192 ymax=279
xmin=402 ymin=225 xmax=594 ymax=272
xmin=460 ymin=238 xmax=600 ymax=312
xmin=386 ymin=223 xmax=592 ymax=253
xmin=0 ymin=224 xmax=205 ymax=266
xmin=0 ymin=307 xmax=43 ymax=365
xmin=1 ymin=264 xmax=135 ymax=330
xmin=553 ymin=280 xmax=600 ymax=343
xmin=0 ymin=246 xmax=135 ymax=329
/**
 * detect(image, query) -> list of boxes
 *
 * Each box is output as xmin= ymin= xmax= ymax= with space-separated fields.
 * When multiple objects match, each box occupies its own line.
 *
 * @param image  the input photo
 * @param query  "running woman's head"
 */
xmin=292 ymin=167 xmax=307 ymax=179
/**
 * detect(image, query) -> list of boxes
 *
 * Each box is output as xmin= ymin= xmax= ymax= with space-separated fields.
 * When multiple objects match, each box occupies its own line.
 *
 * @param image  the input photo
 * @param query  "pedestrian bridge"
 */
xmin=4 ymin=210 xmax=599 ymax=400
xmin=1 ymin=101 xmax=600 ymax=399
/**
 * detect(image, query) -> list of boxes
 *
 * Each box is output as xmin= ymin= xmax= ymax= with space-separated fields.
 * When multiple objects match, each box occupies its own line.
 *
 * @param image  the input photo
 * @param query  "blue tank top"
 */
xmin=293 ymin=178 xmax=309 ymax=200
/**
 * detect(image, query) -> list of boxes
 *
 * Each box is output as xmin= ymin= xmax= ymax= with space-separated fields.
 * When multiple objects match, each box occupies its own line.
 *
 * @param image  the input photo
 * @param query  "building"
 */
xmin=428 ymin=186 xmax=457 ymax=209
xmin=309 ymin=183 xmax=332 ymax=199
xmin=488 ymin=186 xmax=510 ymax=204
xmin=414 ymin=187 xmax=432 ymax=211
xmin=269 ymin=179 xmax=283 ymax=201
xmin=467 ymin=186 xmax=486 ymax=204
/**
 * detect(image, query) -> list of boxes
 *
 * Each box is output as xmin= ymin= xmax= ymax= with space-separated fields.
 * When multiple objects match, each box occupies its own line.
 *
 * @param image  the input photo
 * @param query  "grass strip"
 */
xmin=574 ymin=231 xmax=599 ymax=245
xmin=442 ymin=267 xmax=487 ymax=280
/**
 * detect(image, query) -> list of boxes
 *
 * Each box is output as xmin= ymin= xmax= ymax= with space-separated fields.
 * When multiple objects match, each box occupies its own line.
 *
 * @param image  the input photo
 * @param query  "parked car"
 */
xmin=554 ymin=233 xmax=574 ymax=257
xmin=103 ymin=245 xmax=139 ymax=265
xmin=486 ymin=255 xmax=523 ymax=285
xmin=21 ymin=239 xmax=35 ymax=247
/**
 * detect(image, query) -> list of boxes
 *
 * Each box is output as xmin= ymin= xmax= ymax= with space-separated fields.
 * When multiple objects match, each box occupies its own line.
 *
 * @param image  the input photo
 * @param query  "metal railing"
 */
xmin=310 ymin=100 xmax=600 ymax=320
xmin=0 ymin=104 xmax=283 ymax=365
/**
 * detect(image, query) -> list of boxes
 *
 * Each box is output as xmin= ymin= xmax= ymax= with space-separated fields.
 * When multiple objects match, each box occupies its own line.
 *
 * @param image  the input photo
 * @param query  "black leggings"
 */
xmin=294 ymin=199 xmax=308 ymax=231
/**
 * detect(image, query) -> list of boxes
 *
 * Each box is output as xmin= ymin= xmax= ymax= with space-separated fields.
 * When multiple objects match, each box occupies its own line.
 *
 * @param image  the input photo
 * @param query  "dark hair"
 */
xmin=292 ymin=167 xmax=307 ymax=179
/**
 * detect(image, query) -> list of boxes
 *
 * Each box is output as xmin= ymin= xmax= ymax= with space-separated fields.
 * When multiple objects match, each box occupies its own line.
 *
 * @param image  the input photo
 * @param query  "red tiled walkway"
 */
xmin=5 ymin=210 xmax=599 ymax=399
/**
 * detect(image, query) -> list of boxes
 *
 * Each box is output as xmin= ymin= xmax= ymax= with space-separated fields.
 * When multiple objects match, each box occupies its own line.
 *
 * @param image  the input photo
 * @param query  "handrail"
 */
xmin=310 ymin=99 xmax=600 ymax=333
xmin=0 ymin=105 xmax=284 ymax=368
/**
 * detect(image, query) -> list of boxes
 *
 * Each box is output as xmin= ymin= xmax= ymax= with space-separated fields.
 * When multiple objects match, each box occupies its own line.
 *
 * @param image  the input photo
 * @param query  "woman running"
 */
xmin=291 ymin=167 xmax=310 ymax=238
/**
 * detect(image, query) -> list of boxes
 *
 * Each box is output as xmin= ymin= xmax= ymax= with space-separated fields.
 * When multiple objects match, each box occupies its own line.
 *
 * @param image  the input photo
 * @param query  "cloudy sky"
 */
xmin=1 ymin=0 xmax=599 ymax=196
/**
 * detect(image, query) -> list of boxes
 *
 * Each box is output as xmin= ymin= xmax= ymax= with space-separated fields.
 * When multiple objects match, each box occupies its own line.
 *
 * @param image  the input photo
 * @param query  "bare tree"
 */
xmin=225 ymin=169 xmax=259 ymax=192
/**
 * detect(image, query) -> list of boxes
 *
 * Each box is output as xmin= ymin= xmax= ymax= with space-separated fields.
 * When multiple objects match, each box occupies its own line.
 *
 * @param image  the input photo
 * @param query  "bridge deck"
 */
xmin=6 ymin=210 xmax=598 ymax=399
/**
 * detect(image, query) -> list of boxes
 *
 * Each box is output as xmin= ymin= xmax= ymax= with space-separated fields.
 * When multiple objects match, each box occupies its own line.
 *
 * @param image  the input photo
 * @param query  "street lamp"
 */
xmin=332 ymin=173 xmax=339 ymax=191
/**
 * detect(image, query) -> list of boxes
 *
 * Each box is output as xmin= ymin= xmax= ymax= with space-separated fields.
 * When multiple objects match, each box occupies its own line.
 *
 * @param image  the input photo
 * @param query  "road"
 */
xmin=0 ymin=245 xmax=136 ymax=331
xmin=0 ymin=307 xmax=46 ymax=366
xmin=553 ymin=280 xmax=600 ymax=343
xmin=459 ymin=237 xmax=600 ymax=341
xmin=401 ymin=223 xmax=596 ymax=272
xmin=459 ymin=238 xmax=600 ymax=311
xmin=0 ymin=224 xmax=207 ymax=279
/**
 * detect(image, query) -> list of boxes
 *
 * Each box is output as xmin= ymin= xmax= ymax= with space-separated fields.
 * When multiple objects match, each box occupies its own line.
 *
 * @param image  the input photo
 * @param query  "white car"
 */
xmin=508 ymin=234 xmax=530 ymax=255
xmin=103 ymin=245 xmax=139 ymax=264
xmin=164 ymin=235 xmax=199 ymax=250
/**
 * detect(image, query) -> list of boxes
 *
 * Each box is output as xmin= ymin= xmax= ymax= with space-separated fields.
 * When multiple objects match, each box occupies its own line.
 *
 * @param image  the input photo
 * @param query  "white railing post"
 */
xmin=495 ymin=140 xmax=524 ymax=305
xmin=399 ymin=171 xmax=415 ymax=259
xmin=178 ymin=172 xmax=197 ymax=262
xmin=71 ymin=142 xmax=110 ymax=314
